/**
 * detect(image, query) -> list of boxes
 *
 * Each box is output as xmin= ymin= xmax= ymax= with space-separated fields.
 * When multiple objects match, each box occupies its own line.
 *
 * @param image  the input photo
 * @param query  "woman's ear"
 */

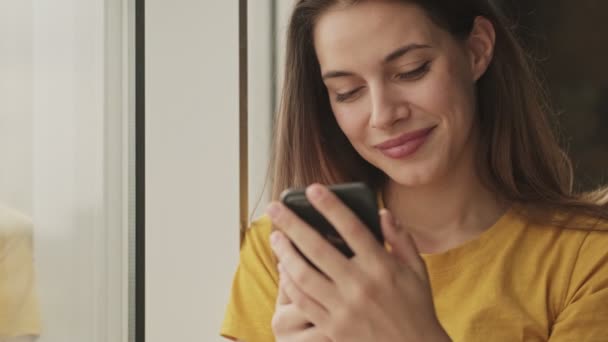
xmin=467 ymin=16 xmax=496 ymax=81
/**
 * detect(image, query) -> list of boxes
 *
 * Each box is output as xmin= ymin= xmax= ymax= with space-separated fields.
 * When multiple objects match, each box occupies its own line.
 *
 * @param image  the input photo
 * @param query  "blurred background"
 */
xmin=497 ymin=0 xmax=608 ymax=190
xmin=0 ymin=0 xmax=606 ymax=341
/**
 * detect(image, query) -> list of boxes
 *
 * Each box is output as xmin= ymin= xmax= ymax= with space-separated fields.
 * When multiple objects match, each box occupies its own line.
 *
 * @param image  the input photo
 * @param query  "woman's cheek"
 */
xmin=334 ymin=108 xmax=377 ymax=165
xmin=333 ymin=105 xmax=369 ymax=140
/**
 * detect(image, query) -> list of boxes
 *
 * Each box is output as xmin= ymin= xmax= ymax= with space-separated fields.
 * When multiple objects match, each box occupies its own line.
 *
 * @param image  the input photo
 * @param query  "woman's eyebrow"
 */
xmin=322 ymin=43 xmax=431 ymax=80
xmin=322 ymin=70 xmax=355 ymax=80
xmin=384 ymin=43 xmax=431 ymax=63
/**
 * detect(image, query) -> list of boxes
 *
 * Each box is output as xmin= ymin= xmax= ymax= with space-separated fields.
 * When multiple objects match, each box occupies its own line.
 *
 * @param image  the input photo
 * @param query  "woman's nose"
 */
xmin=369 ymin=84 xmax=411 ymax=129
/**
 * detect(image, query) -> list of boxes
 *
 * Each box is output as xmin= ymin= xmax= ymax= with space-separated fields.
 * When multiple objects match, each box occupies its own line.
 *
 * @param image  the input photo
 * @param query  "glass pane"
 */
xmin=0 ymin=0 xmax=133 ymax=341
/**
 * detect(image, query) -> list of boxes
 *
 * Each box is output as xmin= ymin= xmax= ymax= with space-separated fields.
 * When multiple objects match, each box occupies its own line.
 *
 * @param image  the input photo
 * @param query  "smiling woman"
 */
xmin=221 ymin=1 xmax=608 ymax=341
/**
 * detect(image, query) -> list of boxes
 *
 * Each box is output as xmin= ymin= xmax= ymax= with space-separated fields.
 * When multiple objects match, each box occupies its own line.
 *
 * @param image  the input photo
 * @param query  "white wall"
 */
xmin=0 ymin=0 xmax=131 ymax=341
xmin=145 ymin=1 xmax=241 ymax=341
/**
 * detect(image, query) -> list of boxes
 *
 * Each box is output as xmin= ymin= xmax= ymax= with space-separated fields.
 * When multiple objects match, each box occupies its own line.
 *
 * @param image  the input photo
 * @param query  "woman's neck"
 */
xmin=383 ymin=157 xmax=508 ymax=254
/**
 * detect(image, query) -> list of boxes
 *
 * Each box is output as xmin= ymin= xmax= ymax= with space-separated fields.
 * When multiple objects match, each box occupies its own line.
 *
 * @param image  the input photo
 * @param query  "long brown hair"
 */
xmin=269 ymin=0 xmax=608 ymax=229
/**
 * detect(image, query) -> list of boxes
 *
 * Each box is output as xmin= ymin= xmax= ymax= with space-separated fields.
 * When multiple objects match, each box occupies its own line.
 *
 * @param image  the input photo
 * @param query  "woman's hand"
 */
xmin=266 ymin=183 xmax=451 ymax=342
xmin=271 ymin=268 xmax=332 ymax=341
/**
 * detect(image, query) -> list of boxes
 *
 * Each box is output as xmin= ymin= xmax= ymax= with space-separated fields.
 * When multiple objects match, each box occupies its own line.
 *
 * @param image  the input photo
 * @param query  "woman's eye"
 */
xmin=333 ymin=62 xmax=430 ymax=103
xmin=335 ymin=86 xmax=363 ymax=103
xmin=395 ymin=61 xmax=431 ymax=81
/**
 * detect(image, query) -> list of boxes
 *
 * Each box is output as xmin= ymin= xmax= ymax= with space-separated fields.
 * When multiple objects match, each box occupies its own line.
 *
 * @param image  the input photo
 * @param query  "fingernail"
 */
xmin=270 ymin=231 xmax=281 ymax=246
xmin=277 ymin=262 xmax=284 ymax=274
xmin=381 ymin=209 xmax=398 ymax=227
xmin=266 ymin=203 xmax=281 ymax=219
xmin=306 ymin=184 xmax=324 ymax=200
xmin=380 ymin=208 xmax=390 ymax=220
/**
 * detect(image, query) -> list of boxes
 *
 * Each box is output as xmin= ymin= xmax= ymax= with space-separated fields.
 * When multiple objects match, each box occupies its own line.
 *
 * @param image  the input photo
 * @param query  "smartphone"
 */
xmin=279 ymin=182 xmax=383 ymax=265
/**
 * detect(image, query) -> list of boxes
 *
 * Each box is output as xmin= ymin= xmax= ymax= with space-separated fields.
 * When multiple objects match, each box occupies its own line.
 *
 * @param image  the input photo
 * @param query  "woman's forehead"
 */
xmin=313 ymin=2 xmax=444 ymax=69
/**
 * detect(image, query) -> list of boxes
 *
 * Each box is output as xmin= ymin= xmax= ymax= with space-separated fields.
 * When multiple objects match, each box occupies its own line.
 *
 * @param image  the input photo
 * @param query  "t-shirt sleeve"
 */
xmin=0 ymin=209 xmax=41 ymax=338
xmin=549 ymin=230 xmax=608 ymax=341
xmin=220 ymin=216 xmax=279 ymax=342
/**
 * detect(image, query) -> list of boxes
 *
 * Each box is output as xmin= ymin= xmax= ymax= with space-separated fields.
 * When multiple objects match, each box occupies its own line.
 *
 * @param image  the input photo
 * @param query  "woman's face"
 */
xmin=314 ymin=1 xmax=489 ymax=187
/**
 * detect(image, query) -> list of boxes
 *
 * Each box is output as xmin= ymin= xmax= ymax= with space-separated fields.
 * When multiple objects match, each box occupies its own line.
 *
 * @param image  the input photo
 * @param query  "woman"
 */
xmin=221 ymin=0 xmax=608 ymax=341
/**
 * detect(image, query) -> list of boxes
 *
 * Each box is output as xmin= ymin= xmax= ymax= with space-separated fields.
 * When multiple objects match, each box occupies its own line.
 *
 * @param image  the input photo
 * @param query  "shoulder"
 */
xmin=564 ymin=216 xmax=608 ymax=279
xmin=530 ymin=214 xmax=608 ymax=299
xmin=567 ymin=217 xmax=608 ymax=275
xmin=508 ymin=209 xmax=608 ymax=279
xmin=549 ymin=217 xmax=608 ymax=333
xmin=249 ymin=215 xmax=273 ymax=235
xmin=243 ymin=215 xmax=273 ymax=247
xmin=514 ymin=207 xmax=608 ymax=246
xmin=544 ymin=214 xmax=608 ymax=250
xmin=221 ymin=215 xmax=278 ymax=342
xmin=240 ymin=215 xmax=277 ymax=265
xmin=512 ymin=211 xmax=608 ymax=311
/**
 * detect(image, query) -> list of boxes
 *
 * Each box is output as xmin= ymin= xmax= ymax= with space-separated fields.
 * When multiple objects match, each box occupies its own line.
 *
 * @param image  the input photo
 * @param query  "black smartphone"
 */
xmin=279 ymin=182 xmax=383 ymax=265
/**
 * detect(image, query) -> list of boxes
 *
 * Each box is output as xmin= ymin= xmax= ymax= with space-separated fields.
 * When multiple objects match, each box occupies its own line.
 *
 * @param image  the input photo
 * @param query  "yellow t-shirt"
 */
xmin=0 ymin=206 xmax=41 ymax=338
xmin=220 ymin=208 xmax=608 ymax=341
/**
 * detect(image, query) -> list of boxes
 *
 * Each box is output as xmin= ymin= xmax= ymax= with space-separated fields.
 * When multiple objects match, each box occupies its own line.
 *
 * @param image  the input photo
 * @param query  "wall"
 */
xmin=145 ymin=0 xmax=240 ymax=340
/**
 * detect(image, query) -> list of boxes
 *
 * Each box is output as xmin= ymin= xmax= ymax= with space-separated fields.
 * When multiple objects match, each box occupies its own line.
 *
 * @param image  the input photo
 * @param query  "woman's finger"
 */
xmin=272 ymin=232 xmax=340 ymax=307
xmin=277 ymin=283 xmax=291 ymax=305
xmin=289 ymin=326 xmax=332 ymax=342
xmin=267 ymin=202 xmax=351 ymax=281
xmin=380 ymin=209 xmax=428 ymax=280
xmin=272 ymin=303 xmax=311 ymax=333
xmin=280 ymin=267 xmax=330 ymax=328
xmin=306 ymin=184 xmax=385 ymax=262
xmin=276 ymin=263 xmax=292 ymax=306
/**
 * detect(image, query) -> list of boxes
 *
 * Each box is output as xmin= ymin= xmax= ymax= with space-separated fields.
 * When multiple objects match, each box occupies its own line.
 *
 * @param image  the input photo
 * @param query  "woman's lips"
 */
xmin=375 ymin=126 xmax=436 ymax=159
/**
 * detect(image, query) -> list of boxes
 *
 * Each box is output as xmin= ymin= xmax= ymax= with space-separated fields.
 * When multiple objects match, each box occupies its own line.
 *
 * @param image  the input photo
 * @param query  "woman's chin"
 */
xmin=385 ymin=170 xmax=437 ymax=188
